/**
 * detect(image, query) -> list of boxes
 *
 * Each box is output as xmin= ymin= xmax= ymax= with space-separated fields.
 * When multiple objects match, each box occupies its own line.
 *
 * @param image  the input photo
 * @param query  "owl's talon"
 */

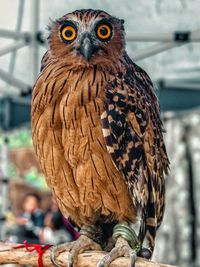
xmin=67 ymin=253 xmax=73 ymax=267
xmin=67 ymin=235 xmax=101 ymax=267
xmin=97 ymin=236 xmax=138 ymax=267
xmin=50 ymin=235 xmax=101 ymax=267
xmin=50 ymin=245 xmax=62 ymax=267
xmin=138 ymin=247 xmax=152 ymax=259
xmin=50 ymin=241 xmax=76 ymax=267
xmin=130 ymin=250 xmax=136 ymax=267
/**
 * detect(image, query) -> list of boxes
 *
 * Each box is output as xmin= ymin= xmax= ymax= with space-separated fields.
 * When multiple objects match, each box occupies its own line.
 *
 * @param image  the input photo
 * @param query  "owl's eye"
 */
xmin=96 ymin=24 xmax=112 ymax=41
xmin=60 ymin=25 xmax=77 ymax=43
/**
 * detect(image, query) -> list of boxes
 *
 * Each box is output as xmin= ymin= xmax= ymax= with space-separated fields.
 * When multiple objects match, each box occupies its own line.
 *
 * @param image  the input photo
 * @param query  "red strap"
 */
xmin=14 ymin=241 xmax=52 ymax=267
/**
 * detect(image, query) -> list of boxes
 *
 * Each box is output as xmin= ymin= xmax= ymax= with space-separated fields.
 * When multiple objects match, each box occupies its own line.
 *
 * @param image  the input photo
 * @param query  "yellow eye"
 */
xmin=61 ymin=25 xmax=77 ymax=42
xmin=96 ymin=24 xmax=112 ymax=40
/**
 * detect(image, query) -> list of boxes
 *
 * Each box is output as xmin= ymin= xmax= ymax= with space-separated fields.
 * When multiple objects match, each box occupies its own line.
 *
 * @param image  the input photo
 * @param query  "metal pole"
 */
xmin=0 ymin=68 xmax=31 ymax=91
xmin=184 ymin=125 xmax=197 ymax=264
xmin=161 ymin=80 xmax=200 ymax=90
xmin=30 ymin=0 xmax=40 ymax=84
xmin=0 ymin=29 xmax=26 ymax=39
xmin=9 ymin=0 xmax=25 ymax=75
xmin=0 ymin=136 xmax=9 ymax=216
xmin=0 ymin=41 xmax=27 ymax=57
xmin=126 ymin=30 xmax=200 ymax=42
xmin=127 ymin=32 xmax=177 ymax=42
xmin=132 ymin=42 xmax=181 ymax=61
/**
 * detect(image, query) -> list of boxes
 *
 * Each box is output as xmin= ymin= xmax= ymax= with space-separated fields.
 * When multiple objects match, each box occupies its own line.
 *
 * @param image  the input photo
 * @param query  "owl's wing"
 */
xmin=101 ymin=53 xmax=169 ymax=234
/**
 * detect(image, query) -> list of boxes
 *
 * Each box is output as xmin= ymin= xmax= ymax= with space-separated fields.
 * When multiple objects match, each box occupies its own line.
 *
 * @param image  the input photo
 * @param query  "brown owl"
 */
xmin=31 ymin=9 xmax=169 ymax=267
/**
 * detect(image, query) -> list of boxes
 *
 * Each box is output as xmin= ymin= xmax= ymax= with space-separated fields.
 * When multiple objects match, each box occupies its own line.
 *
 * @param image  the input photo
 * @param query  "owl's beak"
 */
xmin=79 ymin=35 xmax=95 ymax=62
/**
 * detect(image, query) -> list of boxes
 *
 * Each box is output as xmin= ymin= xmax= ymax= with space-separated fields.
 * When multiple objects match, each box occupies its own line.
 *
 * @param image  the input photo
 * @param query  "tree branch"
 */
xmin=0 ymin=242 xmax=178 ymax=267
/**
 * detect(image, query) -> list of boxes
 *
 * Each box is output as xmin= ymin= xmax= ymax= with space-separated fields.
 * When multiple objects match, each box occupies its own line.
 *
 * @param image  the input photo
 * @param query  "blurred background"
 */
xmin=0 ymin=1 xmax=200 ymax=267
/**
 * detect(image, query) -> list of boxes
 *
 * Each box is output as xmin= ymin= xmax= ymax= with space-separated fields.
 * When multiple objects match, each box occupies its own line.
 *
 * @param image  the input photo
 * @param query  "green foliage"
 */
xmin=0 ymin=129 xmax=48 ymax=190
xmin=0 ymin=129 xmax=32 ymax=149
xmin=24 ymin=168 xmax=49 ymax=191
xmin=8 ymin=130 xmax=32 ymax=149
xmin=8 ymin=162 xmax=17 ymax=178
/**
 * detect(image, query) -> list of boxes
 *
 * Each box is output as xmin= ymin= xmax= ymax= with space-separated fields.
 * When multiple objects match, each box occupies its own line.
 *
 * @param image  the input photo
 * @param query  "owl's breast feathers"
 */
xmin=31 ymin=52 xmax=169 ymax=228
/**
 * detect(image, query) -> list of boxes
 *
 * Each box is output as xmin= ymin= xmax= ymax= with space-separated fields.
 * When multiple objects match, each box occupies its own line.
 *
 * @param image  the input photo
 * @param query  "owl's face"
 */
xmin=49 ymin=9 xmax=125 ymax=68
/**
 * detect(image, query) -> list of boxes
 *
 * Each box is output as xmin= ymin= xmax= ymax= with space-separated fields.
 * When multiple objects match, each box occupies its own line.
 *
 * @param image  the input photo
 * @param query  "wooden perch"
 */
xmin=0 ymin=242 xmax=178 ymax=267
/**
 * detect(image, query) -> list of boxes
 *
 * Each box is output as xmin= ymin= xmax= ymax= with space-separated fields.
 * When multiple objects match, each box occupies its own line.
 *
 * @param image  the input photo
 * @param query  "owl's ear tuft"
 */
xmin=46 ymin=18 xmax=56 ymax=31
xmin=46 ymin=18 xmax=57 ymax=41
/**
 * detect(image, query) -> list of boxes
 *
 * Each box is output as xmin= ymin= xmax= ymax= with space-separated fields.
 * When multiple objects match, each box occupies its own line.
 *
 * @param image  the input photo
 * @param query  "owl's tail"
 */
xmin=138 ymin=168 xmax=165 ymax=256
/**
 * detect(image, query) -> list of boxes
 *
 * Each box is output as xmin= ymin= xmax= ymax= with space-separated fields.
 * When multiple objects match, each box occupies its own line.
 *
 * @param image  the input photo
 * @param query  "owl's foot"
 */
xmin=51 ymin=227 xmax=102 ymax=267
xmin=97 ymin=236 xmax=137 ymax=267
xmin=97 ymin=223 xmax=142 ymax=267
xmin=50 ymin=241 xmax=75 ymax=266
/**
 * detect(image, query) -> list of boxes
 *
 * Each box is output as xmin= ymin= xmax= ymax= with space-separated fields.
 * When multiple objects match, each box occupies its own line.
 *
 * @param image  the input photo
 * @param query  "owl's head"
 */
xmin=48 ymin=9 xmax=125 ymax=68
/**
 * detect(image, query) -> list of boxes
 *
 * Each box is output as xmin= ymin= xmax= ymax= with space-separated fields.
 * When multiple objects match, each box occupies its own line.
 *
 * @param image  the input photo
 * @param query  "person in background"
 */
xmin=40 ymin=198 xmax=73 ymax=245
xmin=40 ymin=210 xmax=73 ymax=244
xmin=16 ymin=193 xmax=44 ymax=243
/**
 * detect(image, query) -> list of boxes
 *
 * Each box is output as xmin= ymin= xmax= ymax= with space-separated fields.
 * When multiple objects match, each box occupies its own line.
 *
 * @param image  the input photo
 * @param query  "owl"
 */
xmin=31 ymin=9 xmax=169 ymax=267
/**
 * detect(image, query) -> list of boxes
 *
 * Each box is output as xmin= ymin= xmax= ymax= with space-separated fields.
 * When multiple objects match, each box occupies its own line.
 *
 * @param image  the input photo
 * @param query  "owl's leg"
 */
xmin=97 ymin=223 xmax=141 ymax=267
xmin=50 ymin=225 xmax=102 ymax=267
